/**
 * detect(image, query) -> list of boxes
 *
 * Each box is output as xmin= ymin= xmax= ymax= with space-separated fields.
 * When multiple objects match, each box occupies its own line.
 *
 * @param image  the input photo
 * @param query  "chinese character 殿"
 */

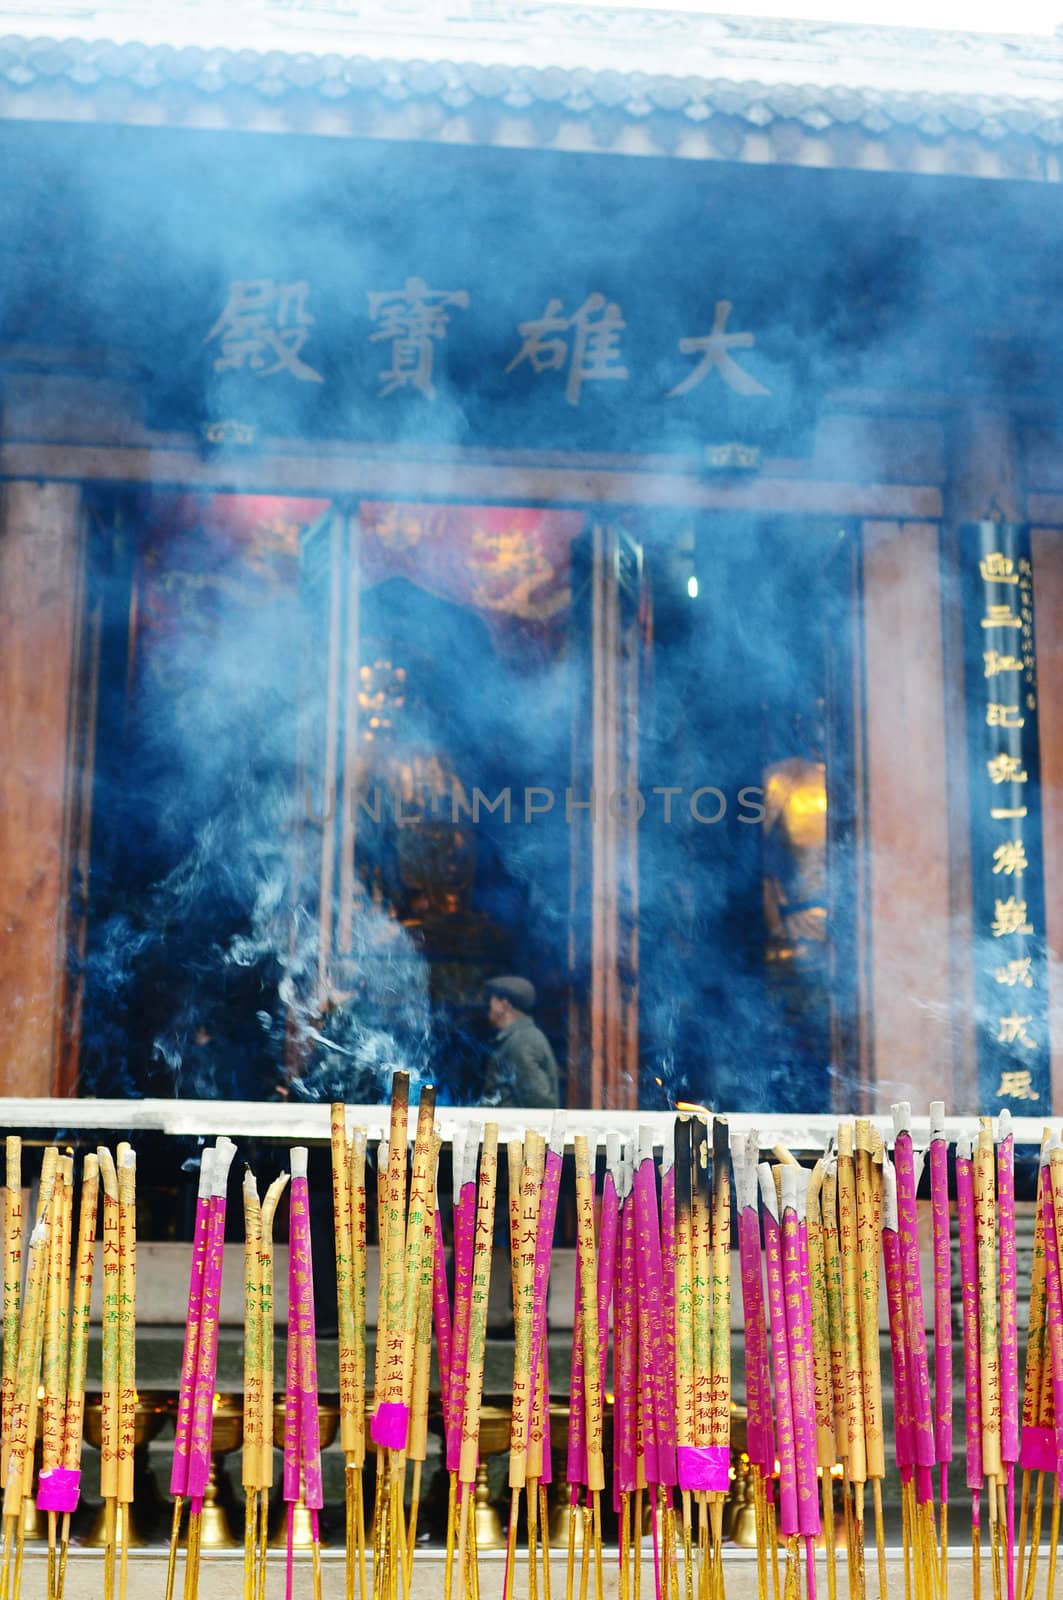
xmin=204 ymin=280 xmax=323 ymax=383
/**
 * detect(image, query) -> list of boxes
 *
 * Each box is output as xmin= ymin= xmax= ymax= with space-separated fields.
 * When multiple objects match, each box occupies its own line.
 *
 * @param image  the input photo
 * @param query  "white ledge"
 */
xmin=0 ymin=1099 xmax=1051 ymax=1150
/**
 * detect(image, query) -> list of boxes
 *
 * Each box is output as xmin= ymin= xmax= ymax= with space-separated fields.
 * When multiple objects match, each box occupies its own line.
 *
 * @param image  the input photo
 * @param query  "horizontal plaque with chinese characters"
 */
xmin=960 ymin=522 xmax=1049 ymax=1111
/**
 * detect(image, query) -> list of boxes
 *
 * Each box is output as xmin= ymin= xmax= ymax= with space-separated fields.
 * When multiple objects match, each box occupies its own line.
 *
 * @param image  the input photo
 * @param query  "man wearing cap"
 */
xmin=482 ymin=976 xmax=560 ymax=1108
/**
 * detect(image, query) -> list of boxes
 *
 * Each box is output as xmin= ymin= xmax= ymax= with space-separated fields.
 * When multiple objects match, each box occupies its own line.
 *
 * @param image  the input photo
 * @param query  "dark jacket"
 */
xmin=482 ymin=1012 xmax=560 ymax=1108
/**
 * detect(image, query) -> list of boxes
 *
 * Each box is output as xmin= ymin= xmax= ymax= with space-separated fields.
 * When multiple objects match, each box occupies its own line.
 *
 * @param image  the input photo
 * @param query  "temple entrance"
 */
xmin=74 ymin=488 xmax=859 ymax=1110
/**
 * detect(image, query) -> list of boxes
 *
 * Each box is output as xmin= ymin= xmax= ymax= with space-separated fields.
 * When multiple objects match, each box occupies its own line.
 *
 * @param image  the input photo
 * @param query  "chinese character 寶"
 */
xmin=367 ymin=277 xmax=470 ymax=400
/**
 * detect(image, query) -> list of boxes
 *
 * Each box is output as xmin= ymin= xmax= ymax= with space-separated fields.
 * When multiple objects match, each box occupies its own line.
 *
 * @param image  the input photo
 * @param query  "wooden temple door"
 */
xmin=288 ymin=501 xmax=362 ymax=1062
xmin=567 ymin=522 xmax=645 ymax=1111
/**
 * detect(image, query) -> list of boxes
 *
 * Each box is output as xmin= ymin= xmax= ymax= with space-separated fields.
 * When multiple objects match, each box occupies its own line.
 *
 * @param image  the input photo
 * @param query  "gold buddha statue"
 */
xmin=761 ymin=706 xmax=828 ymax=963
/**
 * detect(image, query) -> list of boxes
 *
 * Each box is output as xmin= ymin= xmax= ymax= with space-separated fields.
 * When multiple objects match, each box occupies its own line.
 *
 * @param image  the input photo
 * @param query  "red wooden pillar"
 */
xmin=570 ymin=523 xmax=641 ymax=1110
xmin=0 ymin=480 xmax=89 ymax=1096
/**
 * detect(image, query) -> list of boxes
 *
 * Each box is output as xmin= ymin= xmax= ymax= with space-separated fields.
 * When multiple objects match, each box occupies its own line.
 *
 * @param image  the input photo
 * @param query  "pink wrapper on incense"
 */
xmin=882 ymin=1158 xmax=915 ymax=1484
xmin=635 ymin=1132 xmax=674 ymax=1486
xmin=928 ymin=1106 xmax=953 ymax=1471
xmin=955 ymin=1140 xmax=983 ymax=1494
xmin=445 ymin=1135 xmax=478 ymax=1474
xmin=997 ymin=1115 xmax=1019 ymax=1469
xmin=783 ymin=1169 xmax=821 ymax=1539
xmin=288 ymin=1161 xmax=323 ymax=1511
xmin=433 ymin=1209 xmax=453 ymax=1425
xmin=1038 ymin=1153 xmax=1063 ymax=1474
xmin=893 ymin=1110 xmax=935 ymax=1504
xmin=759 ymin=1165 xmax=799 ymax=1539
xmin=188 ymin=1140 xmax=235 ymax=1506
xmin=613 ymin=1157 xmax=638 ymax=1503
xmin=170 ymin=1147 xmax=214 ymax=1499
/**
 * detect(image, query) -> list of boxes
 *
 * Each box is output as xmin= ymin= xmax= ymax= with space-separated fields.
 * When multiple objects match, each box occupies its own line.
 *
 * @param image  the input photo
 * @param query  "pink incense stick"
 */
xmin=634 ymin=1129 xmax=673 ymax=1487
xmin=759 ymin=1164 xmax=799 ymax=1540
xmin=597 ymin=1162 xmax=620 ymax=1394
xmin=188 ymin=1139 xmax=236 ymax=1509
xmin=613 ymin=1150 xmax=637 ymax=1507
xmin=1021 ymin=1160 xmax=1055 ymax=1475
xmin=445 ymin=1130 xmax=478 ymax=1474
xmin=432 ymin=1208 xmax=453 ymax=1426
xmin=782 ymin=1166 xmax=821 ymax=1543
xmin=882 ymin=1157 xmax=915 ymax=1487
xmin=290 ymin=1151 xmax=323 ymax=1515
xmin=956 ymin=1139 xmax=984 ymax=1507
xmin=567 ymin=1227 xmax=589 ymax=1493
xmin=997 ymin=1112 xmax=1018 ymax=1600
xmin=1038 ymin=1148 xmax=1063 ymax=1477
xmin=659 ymin=1144 xmax=676 ymax=1458
xmin=524 ymin=1117 xmax=565 ymax=1469
xmin=893 ymin=1104 xmax=935 ymax=1506
xmin=735 ymin=1133 xmax=775 ymax=1481
xmin=170 ymin=1147 xmax=214 ymax=1500
xmin=928 ymin=1103 xmax=954 ymax=1513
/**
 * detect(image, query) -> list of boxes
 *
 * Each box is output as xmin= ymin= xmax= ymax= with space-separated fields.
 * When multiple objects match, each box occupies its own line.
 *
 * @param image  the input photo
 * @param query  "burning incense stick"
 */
xmin=285 ymin=1146 xmax=324 ymax=1600
xmin=854 ymin=1122 xmax=886 ymax=1600
xmin=406 ymin=1133 xmax=440 ymax=1583
xmin=957 ymin=1136 xmax=984 ymax=1600
xmin=455 ymin=1126 xmax=499 ymax=1600
xmin=0 ymin=1221 xmax=48 ymax=1600
xmin=330 ymin=1105 xmax=357 ymax=1600
xmin=505 ymin=1132 xmax=541 ymax=1600
xmin=96 ymin=1147 xmax=120 ymax=1600
xmin=780 ymin=1164 xmax=820 ymax=1600
xmin=1017 ymin=1137 xmax=1050 ymax=1600
xmin=258 ymin=1169 xmax=290 ymax=1600
xmin=997 ymin=1113 xmax=1019 ymax=1600
xmin=734 ymin=1132 xmax=774 ymax=1600
xmin=806 ymin=1160 xmax=838 ymax=1600
xmin=116 ymin=1148 xmax=137 ymax=1600
xmin=881 ymin=1156 xmax=915 ymax=1600
xmin=41 ymin=1155 xmax=72 ymax=1600
xmin=166 ymin=1148 xmax=215 ymax=1600
xmin=927 ymin=1105 xmax=953 ymax=1599
xmin=836 ymin=1125 xmax=867 ymax=1600
xmin=1 ymin=1138 xmax=21 ymax=1513
xmin=243 ymin=1170 xmax=264 ymax=1600
xmin=575 ymin=1135 xmax=606 ymax=1600
xmin=975 ymin=1119 xmax=1003 ymax=1600
xmin=185 ymin=1138 xmax=236 ymax=1600
xmin=54 ymin=1153 xmax=98 ymax=1600
xmin=759 ymin=1165 xmax=798 ymax=1545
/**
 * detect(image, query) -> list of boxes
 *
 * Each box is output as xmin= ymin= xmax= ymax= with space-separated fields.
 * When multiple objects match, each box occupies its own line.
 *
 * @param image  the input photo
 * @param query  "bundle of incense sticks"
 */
xmin=3 ymin=1097 xmax=1062 ymax=1600
xmin=243 ymin=1159 xmax=290 ymax=1600
xmin=165 ymin=1137 xmax=236 ymax=1600
xmin=330 ymin=1105 xmax=367 ymax=1600
xmin=501 ymin=1115 xmax=565 ymax=1600
xmin=284 ymin=1147 xmax=324 ymax=1600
